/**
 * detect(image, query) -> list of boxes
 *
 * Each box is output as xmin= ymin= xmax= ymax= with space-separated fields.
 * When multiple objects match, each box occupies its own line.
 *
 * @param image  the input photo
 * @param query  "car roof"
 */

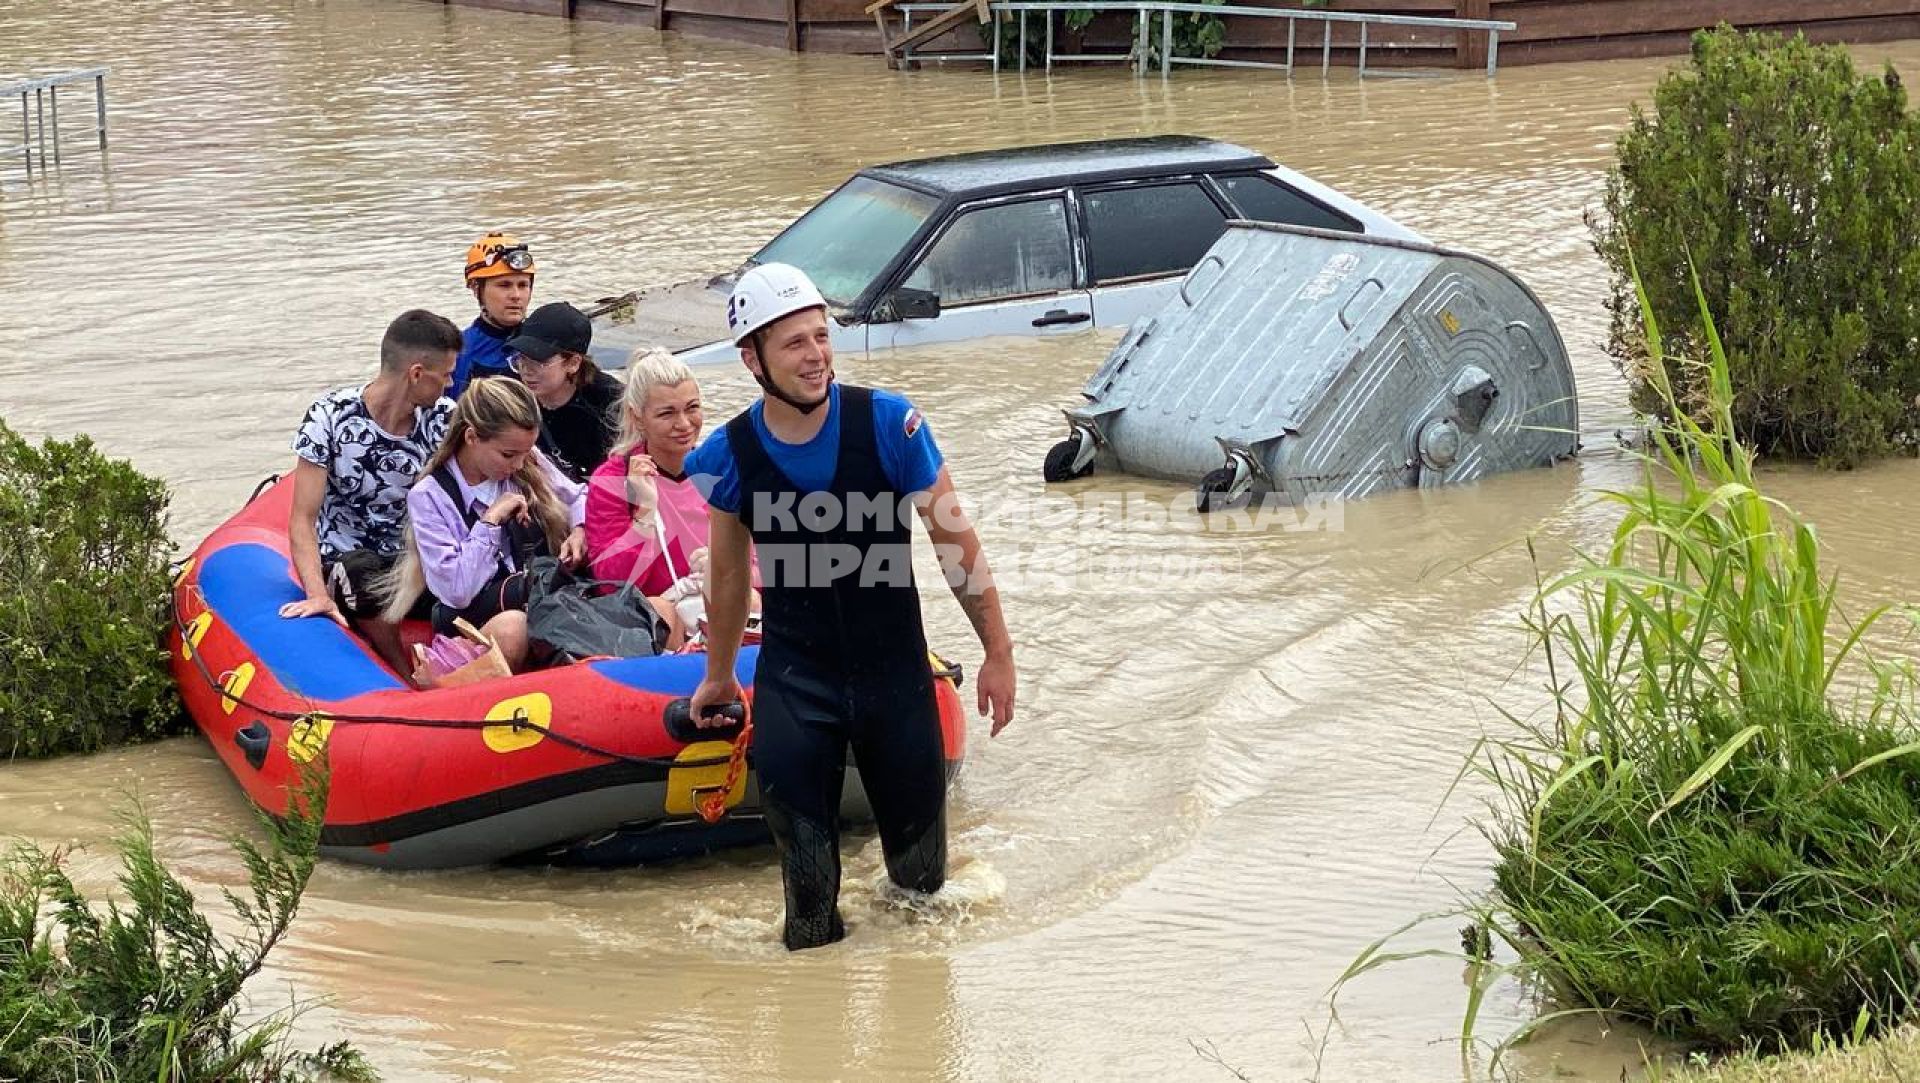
xmin=859 ymin=135 xmax=1276 ymax=199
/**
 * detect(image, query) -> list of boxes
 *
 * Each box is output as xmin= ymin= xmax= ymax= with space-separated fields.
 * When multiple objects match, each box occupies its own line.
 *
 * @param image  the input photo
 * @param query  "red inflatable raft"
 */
xmin=168 ymin=476 xmax=967 ymax=869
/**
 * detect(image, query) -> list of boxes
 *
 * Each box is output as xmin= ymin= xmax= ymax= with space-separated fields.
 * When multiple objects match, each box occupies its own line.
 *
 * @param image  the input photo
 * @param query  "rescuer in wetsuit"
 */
xmin=455 ymin=231 xmax=536 ymax=395
xmin=686 ymin=262 xmax=1017 ymax=951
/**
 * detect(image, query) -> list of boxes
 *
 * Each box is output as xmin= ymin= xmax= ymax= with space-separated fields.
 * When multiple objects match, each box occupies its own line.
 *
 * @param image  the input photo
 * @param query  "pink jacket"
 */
xmin=585 ymin=446 xmax=719 ymax=596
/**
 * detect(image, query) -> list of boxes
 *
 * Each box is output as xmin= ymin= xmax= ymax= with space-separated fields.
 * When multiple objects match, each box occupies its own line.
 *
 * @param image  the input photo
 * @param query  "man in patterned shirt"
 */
xmin=280 ymin=310 xmax=462 ymax=673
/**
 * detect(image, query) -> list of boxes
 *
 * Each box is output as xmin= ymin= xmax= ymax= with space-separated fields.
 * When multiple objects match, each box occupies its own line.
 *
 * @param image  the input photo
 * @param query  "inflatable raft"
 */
xmin=168 ymin=476 xmax=967 ymax=870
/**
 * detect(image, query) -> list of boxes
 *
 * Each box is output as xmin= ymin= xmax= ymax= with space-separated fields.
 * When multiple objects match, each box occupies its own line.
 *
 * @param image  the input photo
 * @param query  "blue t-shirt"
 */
xmin=454 ymin=318 xmax=515 ymax=396
xmin=686 ymin=385 xmax=944 ymax=515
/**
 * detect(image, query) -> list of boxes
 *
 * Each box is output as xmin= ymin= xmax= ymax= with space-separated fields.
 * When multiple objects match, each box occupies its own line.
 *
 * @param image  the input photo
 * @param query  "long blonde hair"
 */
xmin=381 ymin=377 xmax=572 ymax=621
xmin=613 ymin=346 xmax=697 ymax=456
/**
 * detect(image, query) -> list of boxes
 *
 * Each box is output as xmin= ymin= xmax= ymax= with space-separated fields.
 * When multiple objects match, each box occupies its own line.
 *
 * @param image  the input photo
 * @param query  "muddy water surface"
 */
xmin=6 ymin=3 xmax=1920 ymax=1079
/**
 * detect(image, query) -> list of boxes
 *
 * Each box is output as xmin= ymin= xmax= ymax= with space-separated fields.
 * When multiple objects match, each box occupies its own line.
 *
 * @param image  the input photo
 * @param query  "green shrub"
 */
xmin=0 ymin=420 xmax=184 ymax=757
xmin=1144 ymin=0 xmax=1226 ymax=67
xmin=1593 ymin=26 xmax=1920 ymax=467
xmin=0 ymin=770 xmax=376 ymax=1080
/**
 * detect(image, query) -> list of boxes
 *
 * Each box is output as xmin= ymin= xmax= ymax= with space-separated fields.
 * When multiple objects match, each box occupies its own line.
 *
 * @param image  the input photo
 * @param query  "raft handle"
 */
xmin=233 ymin=720 xmax=271 ymax=770
xmin=244 ymin=473 xmax=281 ymax=506
xmin=930 ymin=652 xmax=965 ymax=689
xmin=664 ymin=698 xmax=746 ymax=744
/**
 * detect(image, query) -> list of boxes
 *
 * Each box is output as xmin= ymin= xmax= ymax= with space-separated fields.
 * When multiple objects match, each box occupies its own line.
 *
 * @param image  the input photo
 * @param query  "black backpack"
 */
xmin=521 ymin=557 xmax=670 ymax=661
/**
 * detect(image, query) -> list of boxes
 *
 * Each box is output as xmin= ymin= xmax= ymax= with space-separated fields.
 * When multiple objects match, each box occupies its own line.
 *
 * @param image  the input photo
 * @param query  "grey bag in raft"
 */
xmin=523 ymin=557 xmax=668 ymax=660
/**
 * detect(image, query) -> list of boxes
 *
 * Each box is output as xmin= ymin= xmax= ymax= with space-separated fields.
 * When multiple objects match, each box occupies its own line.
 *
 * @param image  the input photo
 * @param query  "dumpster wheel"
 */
xmin=1043 ymin=440 xmax=1090 ymax=483
xmin=1195 ymin=466 xmax=1238 ymax=512
xmin=1196 ymin=446 xmax=1261 ymax=512
xmin=1042 ymin=424 xmax=1099 ymax=484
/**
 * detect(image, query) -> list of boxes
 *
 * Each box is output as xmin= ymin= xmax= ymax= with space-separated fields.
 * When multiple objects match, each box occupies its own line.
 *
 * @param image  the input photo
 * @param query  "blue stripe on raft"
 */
xmin=197 ymin=543 xmax=405 ymax=700
xmin=589 ymin=647 xmax=758 ymax=695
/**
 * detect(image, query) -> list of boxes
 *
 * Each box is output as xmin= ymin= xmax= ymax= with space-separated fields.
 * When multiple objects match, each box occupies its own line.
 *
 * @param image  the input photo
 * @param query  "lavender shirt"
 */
xmin=406 ymin=451 xmax=586 ymax=609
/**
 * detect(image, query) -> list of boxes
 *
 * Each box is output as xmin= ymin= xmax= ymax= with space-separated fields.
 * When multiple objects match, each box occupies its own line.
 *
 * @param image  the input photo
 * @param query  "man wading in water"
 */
xmin=686 ymin=263 xmax=1016 ymax=951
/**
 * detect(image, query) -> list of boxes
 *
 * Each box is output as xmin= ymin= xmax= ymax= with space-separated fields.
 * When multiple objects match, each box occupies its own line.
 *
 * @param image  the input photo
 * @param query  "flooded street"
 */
xmin=6 ymin=2 xmax=1920 ymax=1078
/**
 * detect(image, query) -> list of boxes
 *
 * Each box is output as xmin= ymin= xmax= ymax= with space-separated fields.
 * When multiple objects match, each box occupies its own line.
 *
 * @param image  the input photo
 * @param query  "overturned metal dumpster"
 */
xmin=1043 ymin=222 xmax=1578 ymax=509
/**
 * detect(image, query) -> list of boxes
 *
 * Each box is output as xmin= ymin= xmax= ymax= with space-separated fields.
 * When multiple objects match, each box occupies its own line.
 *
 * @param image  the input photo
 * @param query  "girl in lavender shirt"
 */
xmin=381 ymin=377 xmax=587 ymax=674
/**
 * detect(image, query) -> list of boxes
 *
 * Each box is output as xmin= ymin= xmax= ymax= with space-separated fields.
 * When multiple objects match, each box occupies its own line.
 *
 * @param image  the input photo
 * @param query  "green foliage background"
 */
xmin=0 ymin=420 xmax=184 ymax=757
xmin=1593 ymin=26 xmax=1920 ymax=466
xmin=984 ymin=4 xmax=1225 ymax=67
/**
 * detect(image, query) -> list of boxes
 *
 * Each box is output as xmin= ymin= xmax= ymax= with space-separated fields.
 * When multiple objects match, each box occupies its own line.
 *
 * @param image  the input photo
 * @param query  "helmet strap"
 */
xmin=748 ymin=333 xmax=829 ymax=415
xmin=754 ymin=369 xmax=829 ymax=415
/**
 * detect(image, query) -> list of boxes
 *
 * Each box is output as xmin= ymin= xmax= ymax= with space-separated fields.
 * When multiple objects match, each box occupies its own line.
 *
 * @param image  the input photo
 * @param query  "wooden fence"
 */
xmin=434 ymin=0 xmax=1920 ymax=64
xmin=1210 ymin=0 xmax=1920 ymax=69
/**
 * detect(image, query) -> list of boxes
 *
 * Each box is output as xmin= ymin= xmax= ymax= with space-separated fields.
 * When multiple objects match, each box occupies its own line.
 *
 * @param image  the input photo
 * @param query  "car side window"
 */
xmin=1216 ymin=174 xmax=1362 ymax=233
xmin=903 ymin=198 xmax=1074 ymax=307
xmin=1081 ymin=183 xmax=1230 ymax=285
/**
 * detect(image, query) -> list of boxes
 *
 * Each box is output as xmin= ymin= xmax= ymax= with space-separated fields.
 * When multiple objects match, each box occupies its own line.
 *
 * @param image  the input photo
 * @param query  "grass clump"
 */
xmin=1671 ymin=1021 xmax=1920 ymax=1081
xmin=1338 ymin=272 xmax=1920 ymax=1070
xmin=0 ymin=770 xmax=377 ymax=1081
xmin=0 ymin=420 xmax=184 ymax=757
xmin=1480 ymin=274 xmax=1920 ymax=1054
xmin=1592 ymin=26 xmax=1920 ymax=466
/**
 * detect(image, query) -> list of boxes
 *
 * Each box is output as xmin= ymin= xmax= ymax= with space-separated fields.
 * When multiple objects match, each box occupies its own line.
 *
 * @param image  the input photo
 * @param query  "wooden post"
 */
xmin=654 ymin=0 xmax=667 ymax=30
xmin=1455 ymin=0 xmax=1489 ymax=70
xmin=786 ymin=0 xmax=800 ymax=50
xmin=868 ymin=0 xmax=898 ymax=69
xmin=882 ymin=2 xmax=979 ymax=57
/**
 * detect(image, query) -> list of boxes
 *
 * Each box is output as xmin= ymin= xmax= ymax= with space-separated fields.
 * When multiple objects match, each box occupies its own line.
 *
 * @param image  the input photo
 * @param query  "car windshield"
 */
xmin=751 ymin=176 xmax=939 ymax=307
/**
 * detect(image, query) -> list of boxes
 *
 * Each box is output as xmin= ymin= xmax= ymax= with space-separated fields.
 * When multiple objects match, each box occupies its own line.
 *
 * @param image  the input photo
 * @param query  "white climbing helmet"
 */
xmin=727 ymin=262 xmax=826 ymax=345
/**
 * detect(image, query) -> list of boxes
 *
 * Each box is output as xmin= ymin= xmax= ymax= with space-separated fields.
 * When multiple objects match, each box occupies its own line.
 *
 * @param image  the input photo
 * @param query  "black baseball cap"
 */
xmin=506 ymin=302 xmax=592 ymax=361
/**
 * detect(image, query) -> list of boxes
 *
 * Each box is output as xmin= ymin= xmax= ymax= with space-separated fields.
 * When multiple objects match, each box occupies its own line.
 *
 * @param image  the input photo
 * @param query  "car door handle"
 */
xmin=1033 ymin=309 xmax=1092 ymax=328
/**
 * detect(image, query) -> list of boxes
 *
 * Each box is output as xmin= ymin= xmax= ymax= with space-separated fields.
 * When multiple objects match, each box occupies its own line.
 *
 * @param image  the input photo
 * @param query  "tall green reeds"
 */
xmin=1485 ymin=271 xmax=1920 ymax=1052
xmin=1343 ymin=271 xmax=1920 ymax=1065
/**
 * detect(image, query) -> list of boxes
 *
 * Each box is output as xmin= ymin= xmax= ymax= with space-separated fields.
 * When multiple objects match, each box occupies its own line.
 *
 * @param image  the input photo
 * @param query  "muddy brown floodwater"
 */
xmin=5 ymin=2 xmax=1920 ymax=1079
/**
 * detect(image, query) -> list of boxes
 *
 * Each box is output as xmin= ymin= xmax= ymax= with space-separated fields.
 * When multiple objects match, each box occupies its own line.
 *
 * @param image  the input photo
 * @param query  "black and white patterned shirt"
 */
xmin=293 ymin=386 xmax=452 ymax=560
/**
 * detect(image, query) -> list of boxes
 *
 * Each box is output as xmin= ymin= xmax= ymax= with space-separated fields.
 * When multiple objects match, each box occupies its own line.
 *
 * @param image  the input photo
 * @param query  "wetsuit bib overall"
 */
xmin=726 ymin=385 xmax=947 ymax=950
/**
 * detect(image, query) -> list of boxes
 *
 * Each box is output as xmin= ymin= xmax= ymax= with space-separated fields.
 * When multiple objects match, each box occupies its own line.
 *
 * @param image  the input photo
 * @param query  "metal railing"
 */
xmin=900 ymin=5 xmax=1006 ymax=69
xmin=3 ymin=68 xmax=110 ymax=177
xmin=897 ymin=2 xmax=1514 ymax=77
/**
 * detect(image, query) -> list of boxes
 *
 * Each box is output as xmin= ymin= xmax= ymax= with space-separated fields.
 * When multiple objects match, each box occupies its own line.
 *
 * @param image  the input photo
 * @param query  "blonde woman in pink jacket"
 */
xmin=584 ymin=348 xmax=757 ymax=647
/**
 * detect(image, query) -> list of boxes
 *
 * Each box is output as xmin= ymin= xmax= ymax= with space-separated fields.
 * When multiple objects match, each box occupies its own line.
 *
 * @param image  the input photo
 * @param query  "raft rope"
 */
xmin=696 ymin=712 xmax=755 ymax=825
xmin=170 ymin=595 xmax=737 ymax=772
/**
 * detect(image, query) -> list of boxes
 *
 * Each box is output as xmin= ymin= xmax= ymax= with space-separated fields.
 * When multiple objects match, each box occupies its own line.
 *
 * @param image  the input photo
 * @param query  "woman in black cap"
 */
xmin=508 ymin=301 xmax=625 ymax=482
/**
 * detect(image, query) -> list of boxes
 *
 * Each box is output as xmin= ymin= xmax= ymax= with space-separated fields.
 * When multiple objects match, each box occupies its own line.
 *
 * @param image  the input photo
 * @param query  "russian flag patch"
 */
xmin=904 ymin=408 xmax=923 ymax=438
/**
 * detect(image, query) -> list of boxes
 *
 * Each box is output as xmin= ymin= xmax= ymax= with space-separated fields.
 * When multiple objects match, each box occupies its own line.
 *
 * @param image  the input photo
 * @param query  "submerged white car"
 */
xmin=588 ymin=134 xmax=1421 ymax=367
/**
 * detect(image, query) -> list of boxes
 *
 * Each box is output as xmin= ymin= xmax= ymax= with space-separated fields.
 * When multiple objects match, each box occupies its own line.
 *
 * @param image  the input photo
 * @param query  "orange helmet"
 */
xmin=464 ymin=231 xmax=537 ymax=284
